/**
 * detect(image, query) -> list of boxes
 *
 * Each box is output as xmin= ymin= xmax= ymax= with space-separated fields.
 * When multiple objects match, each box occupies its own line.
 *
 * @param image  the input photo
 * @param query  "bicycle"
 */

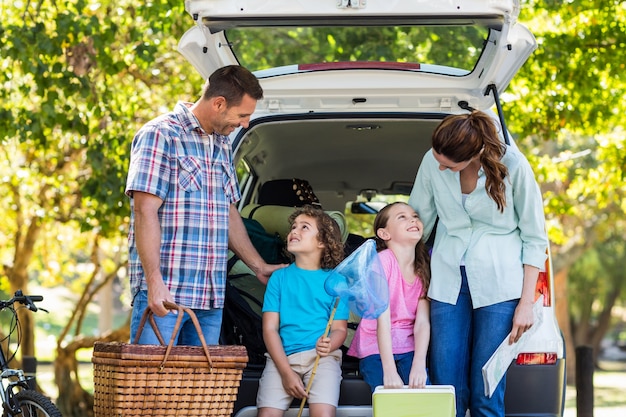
xmin=1 ymin=290 xmax=62 ymax=417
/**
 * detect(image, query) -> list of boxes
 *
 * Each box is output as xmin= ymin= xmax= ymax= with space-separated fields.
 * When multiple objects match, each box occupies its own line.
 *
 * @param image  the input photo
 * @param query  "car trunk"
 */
xmin=233 ymin=113 xmax=445 ymax=212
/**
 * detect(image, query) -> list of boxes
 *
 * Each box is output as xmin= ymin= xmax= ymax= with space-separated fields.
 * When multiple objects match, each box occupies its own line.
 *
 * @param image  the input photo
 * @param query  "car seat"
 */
xmin=241 ymin=203 xmax=349 ymax=243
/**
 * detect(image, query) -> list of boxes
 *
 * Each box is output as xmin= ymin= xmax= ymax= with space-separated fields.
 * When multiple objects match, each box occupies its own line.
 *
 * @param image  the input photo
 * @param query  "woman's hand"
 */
xmin=509 ymin=300 xmax=534 ymax=344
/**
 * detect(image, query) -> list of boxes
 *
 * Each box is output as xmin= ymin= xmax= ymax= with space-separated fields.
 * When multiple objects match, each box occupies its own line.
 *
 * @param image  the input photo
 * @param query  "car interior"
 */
xmin=233 ymin=115 xmax=443 ymax=213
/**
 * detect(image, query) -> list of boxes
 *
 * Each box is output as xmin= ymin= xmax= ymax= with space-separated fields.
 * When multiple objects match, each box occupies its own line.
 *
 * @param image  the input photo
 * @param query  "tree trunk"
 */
xmin=592 ymin=285 xmax=624 ymax=367
xmin=554 ymin=267 xmax=576 ymax=385
xmin=51 ymin=237 xmax=129 ymax=416
xmin=7 ymin=214 xmax=43 ymax=358
xmin=8 ymin=269 xmax=36 ymax=358
xmin=54 ymin=346 xmax=94 ymax=417
xmin=55 ymin=322 xmax=130 ymax=417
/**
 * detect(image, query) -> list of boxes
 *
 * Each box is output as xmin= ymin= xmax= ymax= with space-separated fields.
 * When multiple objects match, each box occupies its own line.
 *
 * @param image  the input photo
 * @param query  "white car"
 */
xmin=178 ymin=1 xmax=566 ymax=416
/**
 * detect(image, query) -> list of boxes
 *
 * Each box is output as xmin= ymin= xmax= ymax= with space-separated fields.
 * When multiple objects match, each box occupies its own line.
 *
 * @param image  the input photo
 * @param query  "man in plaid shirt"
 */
xmin=126 ymin=65 xmax=284 ymax=346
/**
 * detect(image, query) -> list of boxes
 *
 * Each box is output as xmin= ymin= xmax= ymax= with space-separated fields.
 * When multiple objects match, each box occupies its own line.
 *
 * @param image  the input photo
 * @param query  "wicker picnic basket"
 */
xmin=92 ymin=302 xmax=248 ymax=416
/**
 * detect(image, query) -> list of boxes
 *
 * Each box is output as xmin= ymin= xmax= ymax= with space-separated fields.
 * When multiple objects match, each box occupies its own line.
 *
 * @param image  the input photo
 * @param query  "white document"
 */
xmin=481 ymin=295 xmax=544 ymax=397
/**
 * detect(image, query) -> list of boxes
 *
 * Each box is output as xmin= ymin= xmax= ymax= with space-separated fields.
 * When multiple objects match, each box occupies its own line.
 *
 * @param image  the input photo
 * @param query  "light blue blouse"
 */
xmin=408 ymin=147 xmax=548 ymax=308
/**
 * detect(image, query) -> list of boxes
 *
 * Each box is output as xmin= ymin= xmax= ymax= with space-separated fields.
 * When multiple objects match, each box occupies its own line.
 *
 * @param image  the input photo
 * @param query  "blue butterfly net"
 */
xmin=324 ymin=239 xmax=389 ymax=319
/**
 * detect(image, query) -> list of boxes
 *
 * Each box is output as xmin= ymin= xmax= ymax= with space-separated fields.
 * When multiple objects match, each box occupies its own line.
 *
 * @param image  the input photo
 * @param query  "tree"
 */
xmin=568 ymin=235 xmax=626 ymax=365
xmin=1 ymin=1 xmax=201 ymax=415
xmin=522 ymin=129 xmax=626 ymax=382
xmin=506 ymin=0 xmax=626 ymax=382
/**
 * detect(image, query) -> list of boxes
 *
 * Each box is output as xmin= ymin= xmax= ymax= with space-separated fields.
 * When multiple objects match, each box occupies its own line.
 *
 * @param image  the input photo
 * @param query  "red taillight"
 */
xmin=535 ymin=252 xmax=552 ymax=307
xmin=515 ymin=352 xmax=558 ymax=365
xmin=535 ymin=271 xmax=551 ymax=306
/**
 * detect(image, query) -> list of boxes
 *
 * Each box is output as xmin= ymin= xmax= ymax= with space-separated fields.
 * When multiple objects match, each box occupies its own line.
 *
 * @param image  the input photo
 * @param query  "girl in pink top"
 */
xmin=347 ymin=202 xmax=431 ymax=392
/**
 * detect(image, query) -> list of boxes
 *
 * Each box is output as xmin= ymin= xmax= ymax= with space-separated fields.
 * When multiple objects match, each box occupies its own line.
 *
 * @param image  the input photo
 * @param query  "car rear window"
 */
xmin=224 ymin=24 xmax=489 ymax=75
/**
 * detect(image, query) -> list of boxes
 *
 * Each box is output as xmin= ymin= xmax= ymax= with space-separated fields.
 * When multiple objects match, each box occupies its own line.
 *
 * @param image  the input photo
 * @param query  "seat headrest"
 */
xmin=257 ymin=178 xmax=321 ymax=207
xmin=241 ymin=204 xmax=349 ymax=243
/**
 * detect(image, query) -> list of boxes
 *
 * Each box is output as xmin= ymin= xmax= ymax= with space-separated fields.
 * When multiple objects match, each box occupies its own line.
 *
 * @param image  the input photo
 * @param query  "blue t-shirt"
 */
xmin=263 ymin=264 xmax=350 ymax=356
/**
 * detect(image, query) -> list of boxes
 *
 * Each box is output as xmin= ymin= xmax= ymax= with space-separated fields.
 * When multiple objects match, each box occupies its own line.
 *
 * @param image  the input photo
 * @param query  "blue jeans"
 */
xmin=430 ymin=267 xmax=517 ymax=417
xmin=359 ymin=351 xmax=420 ymax=393
xmin=130 ymin=290 xmax=223 ymax=346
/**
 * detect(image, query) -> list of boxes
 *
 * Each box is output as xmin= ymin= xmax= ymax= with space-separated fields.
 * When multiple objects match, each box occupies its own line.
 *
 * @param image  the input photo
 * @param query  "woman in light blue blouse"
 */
xmin=408 ymin=111 xmax=548 ymax=417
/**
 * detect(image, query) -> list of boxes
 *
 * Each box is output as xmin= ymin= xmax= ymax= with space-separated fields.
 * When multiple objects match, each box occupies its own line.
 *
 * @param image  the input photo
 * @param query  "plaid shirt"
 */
xmin=126 ymin=101 xmax=240 ymax=310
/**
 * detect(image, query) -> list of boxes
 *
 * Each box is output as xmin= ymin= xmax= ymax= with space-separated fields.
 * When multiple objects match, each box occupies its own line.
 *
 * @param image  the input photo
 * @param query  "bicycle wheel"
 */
xmin=13 ymin=390 xmax=62 ymax=417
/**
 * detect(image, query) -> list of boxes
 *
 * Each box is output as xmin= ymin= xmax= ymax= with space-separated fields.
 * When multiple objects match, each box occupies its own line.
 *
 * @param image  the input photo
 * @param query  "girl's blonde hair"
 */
xmin=432 ymin=111 xmax=509 ymax=212
xmin=373 ymin=202 xmax=430 ymax=294
xmin=287 ymin=205 xmax=345 ymax=269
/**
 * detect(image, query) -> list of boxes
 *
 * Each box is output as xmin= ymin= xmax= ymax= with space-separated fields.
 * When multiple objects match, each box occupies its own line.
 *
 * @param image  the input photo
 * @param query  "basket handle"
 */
xmin=133 ymin=301 xmax=214 ymax=371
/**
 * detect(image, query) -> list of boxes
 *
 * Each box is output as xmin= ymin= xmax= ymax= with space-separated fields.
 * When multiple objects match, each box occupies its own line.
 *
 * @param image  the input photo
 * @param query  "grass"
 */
xmin=35 ymin=362 xmax=94 ymax=399
xmin=564 ymin=361 xmax=626 ymax=417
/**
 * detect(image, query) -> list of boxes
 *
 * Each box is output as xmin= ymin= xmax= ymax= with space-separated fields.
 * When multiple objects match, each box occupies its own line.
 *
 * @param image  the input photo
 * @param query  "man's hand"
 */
xmin=228 ymin=204 xmax=288 ymax=285
xmin=254 ymin=262 xmax=288 ymax=285
xmin=147 ymin=279 xmax=175 ymax=317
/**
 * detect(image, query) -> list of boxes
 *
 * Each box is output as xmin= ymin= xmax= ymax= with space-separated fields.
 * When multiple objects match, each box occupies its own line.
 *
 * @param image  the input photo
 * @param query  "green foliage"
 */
xmin=227 ymin=25 xmax=486 ymax=72
xmin=502 ymin=2 xmax=626 ymax=287
xmin=1 ymin=0 xmax=201 ymax=238
xmin=568 ymin=235 xmax=626 ymax=326
xmin=521 ymin=129 xmax=625 ymax=254
xmin=508 ymin=0 xmax=626 ymax=139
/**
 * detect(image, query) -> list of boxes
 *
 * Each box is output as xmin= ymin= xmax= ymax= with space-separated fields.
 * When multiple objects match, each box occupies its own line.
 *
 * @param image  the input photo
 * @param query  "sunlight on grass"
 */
xmin=563 ymin=362 xmax=626 ymax=417
xmin=36 ymin=362 xmax=95 ymax=400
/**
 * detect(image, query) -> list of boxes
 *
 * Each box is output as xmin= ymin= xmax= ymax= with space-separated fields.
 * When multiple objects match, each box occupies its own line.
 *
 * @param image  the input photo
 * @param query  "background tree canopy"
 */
xmin=507 ymin=0 xmax=626 ymax=382
xmin=1 ymin=1 xmax=202 ymax=414
xmin=1 ymin=0 xmax=625 ymax=413
xmin=225 ymin=25 xmax=487 ymax=72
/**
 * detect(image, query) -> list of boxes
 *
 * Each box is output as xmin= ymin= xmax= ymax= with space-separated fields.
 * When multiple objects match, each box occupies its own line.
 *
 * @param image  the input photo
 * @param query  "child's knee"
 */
xmin=257 ymin=407 xmax=285 ymax=417
xmin=308 ymin=403 xmax=336 ymax=417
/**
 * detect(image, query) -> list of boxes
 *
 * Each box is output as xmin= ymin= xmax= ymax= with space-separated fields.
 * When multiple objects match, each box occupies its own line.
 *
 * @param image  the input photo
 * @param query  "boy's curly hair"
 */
xmin=287 ymin=205 xmax=345 ymax=269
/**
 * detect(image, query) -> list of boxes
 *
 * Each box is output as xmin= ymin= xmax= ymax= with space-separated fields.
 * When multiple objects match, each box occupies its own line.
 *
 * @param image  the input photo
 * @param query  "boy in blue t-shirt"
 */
xmin=257 ymin=205 xmax=349 ymax=417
